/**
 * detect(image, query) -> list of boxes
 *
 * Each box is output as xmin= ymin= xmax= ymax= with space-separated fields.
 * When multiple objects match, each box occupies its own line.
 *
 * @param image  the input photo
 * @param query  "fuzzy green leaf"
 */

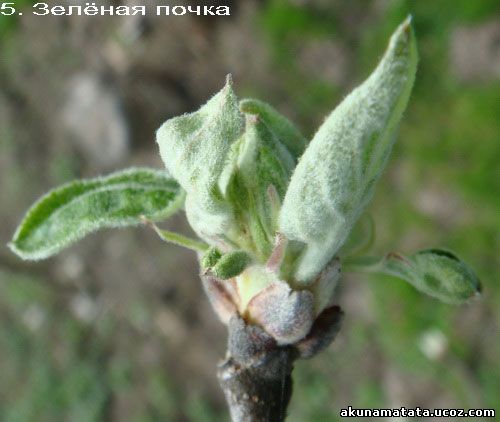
xmin=156 ymin=76 xmax=243 ymax=246
xmin=346 ymin=249 xmax=482 ymax=304
xmin=239 ymin=98 xmax=307 ymax=160
xmin=9 ymin=168 xmax=185 ymax=260
xmin=280 ymin=17 xmax=418 ymax=282
xmin=219 ymin=114 xmax=296 ymax=259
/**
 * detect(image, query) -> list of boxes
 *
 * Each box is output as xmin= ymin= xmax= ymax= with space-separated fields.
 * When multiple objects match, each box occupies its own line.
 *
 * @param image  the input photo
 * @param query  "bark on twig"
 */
xmin=217 ymin=316 xmax=298 ymax=422
xmin=206 ymin=257 xmax=345 ymax=422
xmin=217 ymin=307 xmax=344 ymax=421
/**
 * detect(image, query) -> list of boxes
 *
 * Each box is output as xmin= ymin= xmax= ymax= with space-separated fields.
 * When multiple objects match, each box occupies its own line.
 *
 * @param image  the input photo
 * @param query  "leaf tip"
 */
xmin=7 ymin=240 xmax=45 ymax=261
xmin=225 ymin=73 xmax=233 ymax=88
xmin=404 ymin=14 xmax=413 ymax=28
xmin=391 ymin=15 xmax=417 ymax=52
xmin=7 ymin=240 xmax=19 ymax=256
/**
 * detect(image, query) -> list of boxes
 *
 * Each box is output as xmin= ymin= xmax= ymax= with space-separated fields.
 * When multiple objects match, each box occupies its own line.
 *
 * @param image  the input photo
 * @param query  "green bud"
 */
xmin=212 ymin=251 xmax=252 ymax=280
xmin=219 ymin=112 xmax=296 ymax=259
xmin=156 ymin=76 xmax=243 ymax=246
xmin=279 ymin=17 xmax=418 ymax=283
xmin=383 ymin=249 xmax=481 ymax=304
xmin=201 ymin=247 xmax=223 ymax=269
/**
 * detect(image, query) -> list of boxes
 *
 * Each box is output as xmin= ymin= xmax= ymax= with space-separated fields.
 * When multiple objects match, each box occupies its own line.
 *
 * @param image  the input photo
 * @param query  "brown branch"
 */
xmin=217 ymin=307 xmax=344 ymax=421
xmin=217 ymin=316 xmax=297 ymax=422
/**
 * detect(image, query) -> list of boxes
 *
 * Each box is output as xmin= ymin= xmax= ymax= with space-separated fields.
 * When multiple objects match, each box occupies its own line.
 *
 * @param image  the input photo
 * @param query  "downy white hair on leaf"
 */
xmin=218 ymin=113 xmax=297 ymax=258
xmin=279 ymin=17 xmax=418 ymax=283
xmin=156 ymin=77 xmax=243 ymax=245
xmin=382 ymin=249 xmax=481 ymax=304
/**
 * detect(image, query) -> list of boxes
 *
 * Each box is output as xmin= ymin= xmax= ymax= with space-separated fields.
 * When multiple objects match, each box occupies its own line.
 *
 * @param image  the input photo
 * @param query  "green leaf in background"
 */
xmin=156 ymin=76 xmax=243 ymax=246
xmin=279 ymin=17 xmax=418 ymax=283
xmin=9 ymin=168 xmax=185 ymax=260
xmin=346 ymin=249 xmax=482 ymax=304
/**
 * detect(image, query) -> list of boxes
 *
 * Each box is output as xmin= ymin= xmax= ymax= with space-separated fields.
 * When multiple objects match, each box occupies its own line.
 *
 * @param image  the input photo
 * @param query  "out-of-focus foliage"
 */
xmin=0 ymin=270 xmax=224 ymax=422
xmin=0 ymin=1 xmax=34 ymax=38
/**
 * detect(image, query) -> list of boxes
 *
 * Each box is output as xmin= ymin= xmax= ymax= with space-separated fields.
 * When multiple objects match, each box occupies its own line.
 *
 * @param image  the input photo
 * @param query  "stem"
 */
xmin=141 ymin=216 xmax=209 ymax=252
xmin=345 ymin=214 xmax=376 ymax=258
xmin=155 ymin=228 xmax=209 ymax=252
xmin=342 ymin=255 xmax=384 ymax=273
xmin=204 ymin=269 xmax=343 ymax=421
xmin=217 ymin=316 xmax=297 ymax=422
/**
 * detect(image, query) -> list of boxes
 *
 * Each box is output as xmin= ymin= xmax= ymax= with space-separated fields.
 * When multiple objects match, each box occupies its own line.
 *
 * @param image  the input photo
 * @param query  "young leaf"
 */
xmin=156 ymin=76 xmax=243 ymax=246
xmin=9 ymin=168 xmax=185 ymax=260
xmin=239 ymin=98 xmax=307 ymax=160
xmin=279 ymin=17 xmax=418 ymax=283
xmin=219 ymin=114 xmax=296 ymax=259
xmin=346 ymin=249 xmax=482 ymax=304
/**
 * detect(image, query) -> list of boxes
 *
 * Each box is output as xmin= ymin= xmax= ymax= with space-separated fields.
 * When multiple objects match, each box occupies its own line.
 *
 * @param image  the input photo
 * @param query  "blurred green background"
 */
xmin=1 ymin=1 xmax=498 ymax=420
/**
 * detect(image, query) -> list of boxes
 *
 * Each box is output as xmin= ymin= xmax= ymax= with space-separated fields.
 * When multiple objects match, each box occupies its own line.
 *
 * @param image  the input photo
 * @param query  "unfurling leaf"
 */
xmin=239 ymin=98 xmax=307 ymax=160
xmin=9 ymin=168 xmax=184 ymax=260
xmin=156 ymin=76 xmax=243 ymax=246
xmin=219 ymin=113 xmax=296 ymax=258
xmin=279 ymin=17 xmax=418 ymax=283
xmin=347 ymin=249 xmax=482 ymax=304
